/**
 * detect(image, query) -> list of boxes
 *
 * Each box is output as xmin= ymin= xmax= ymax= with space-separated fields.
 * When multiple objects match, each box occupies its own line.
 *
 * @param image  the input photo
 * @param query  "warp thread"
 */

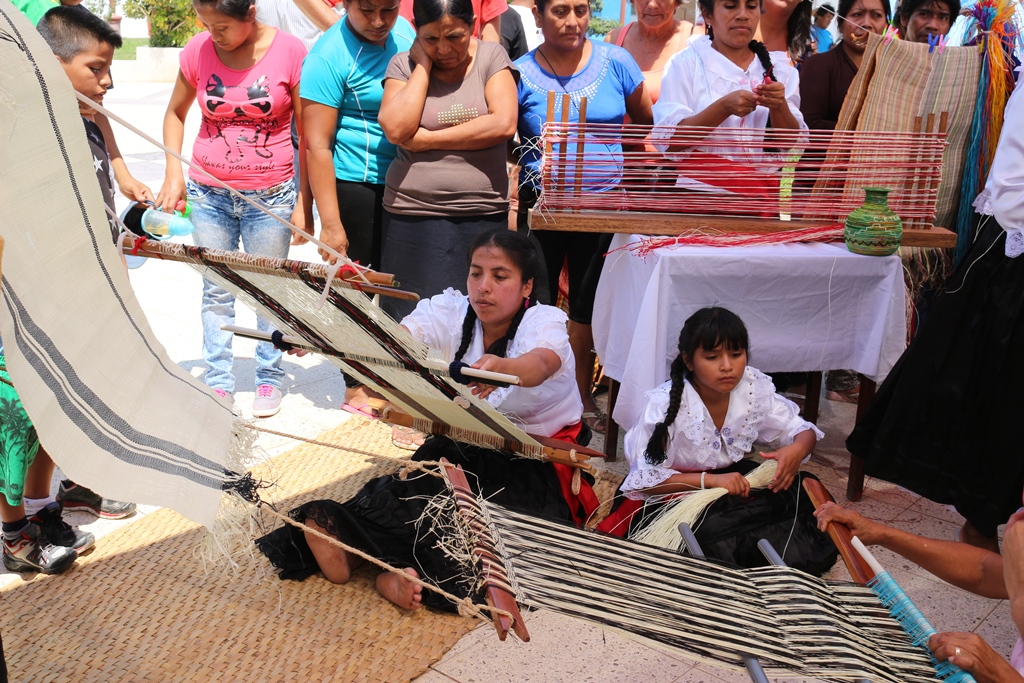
xmin=630 ymin=460 xmax=779 ymax=549
xmin=612 ymin=225 xmax=845 ymax=259
xmin=243 ymin=423 xmax=446 ymax=479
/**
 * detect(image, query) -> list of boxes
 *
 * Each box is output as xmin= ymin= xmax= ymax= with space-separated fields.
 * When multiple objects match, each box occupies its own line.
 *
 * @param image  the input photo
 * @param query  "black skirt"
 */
xmin=379 ymin=211 xmax=507 ymax=321
xmin=599 ymin=460 xmax=839 ymax=576
xmin=256 ymin=436 xmax=590 ymax=612
xmin=848 ymin=219 xmax=1024 ymax=536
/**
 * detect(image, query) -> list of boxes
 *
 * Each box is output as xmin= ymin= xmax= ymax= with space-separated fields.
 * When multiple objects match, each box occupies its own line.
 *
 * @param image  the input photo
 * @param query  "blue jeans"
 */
xmin=187 ymin=179 xmax=294 ymax=393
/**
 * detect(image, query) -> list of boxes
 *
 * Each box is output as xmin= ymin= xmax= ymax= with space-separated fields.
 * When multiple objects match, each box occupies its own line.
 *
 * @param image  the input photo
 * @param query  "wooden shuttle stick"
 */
xmin=801 ymin=478 xmax=875 ymax=585
xmin=221 ymin=325 xmax=521 ymax=386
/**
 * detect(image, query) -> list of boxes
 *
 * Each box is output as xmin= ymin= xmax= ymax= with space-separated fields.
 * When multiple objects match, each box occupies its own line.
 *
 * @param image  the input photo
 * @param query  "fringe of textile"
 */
xmin=629 ymin=461 xmax=778 ymax=549
xmin=900 ymin=245 xmax=953 ymax=338
xmin=417 ymin=485 xmax=525 ymax=608
xmin=200 ymin=417 xmax=270 ymax=576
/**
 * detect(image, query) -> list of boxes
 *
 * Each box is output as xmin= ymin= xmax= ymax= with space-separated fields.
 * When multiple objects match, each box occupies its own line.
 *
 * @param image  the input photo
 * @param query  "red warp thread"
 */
xmin=130 ymin=236 xmax=147 ymax=256
xmin=610 ymin=224 xmax=846 ymax=258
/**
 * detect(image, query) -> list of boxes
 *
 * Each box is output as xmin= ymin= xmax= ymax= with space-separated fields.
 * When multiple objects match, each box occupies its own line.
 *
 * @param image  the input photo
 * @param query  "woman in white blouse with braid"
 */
xmin=651 ymin=0 xmax=806 ymax=198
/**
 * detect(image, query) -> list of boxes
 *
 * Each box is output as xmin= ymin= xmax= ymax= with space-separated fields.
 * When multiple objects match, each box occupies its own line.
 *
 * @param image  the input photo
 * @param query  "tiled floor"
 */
xmin=2 ymin=75 xmax=1013 ymax=681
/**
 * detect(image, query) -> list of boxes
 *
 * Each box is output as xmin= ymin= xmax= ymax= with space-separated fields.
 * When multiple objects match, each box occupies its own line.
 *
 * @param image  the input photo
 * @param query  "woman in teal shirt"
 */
xmin=302 ymin=0 xmax=414 ymax=412
xmin=302 ymin=0 xmax=415 ymax=266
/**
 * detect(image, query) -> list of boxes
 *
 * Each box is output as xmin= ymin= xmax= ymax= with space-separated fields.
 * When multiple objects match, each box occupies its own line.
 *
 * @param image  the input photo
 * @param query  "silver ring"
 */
xmin=955 ymin=646 xmax=962 ymax=658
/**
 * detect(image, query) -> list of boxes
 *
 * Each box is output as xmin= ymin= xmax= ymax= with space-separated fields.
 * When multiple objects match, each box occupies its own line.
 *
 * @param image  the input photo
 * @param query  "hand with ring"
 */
xmin=928 ymin=632 xmax=1023 ymax=682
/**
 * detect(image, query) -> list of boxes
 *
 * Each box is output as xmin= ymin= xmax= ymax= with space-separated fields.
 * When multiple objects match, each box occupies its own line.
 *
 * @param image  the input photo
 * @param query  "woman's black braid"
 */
xmin=455 ymin=305 xmax=479 ymax=362
xmin=748 ymin=40 xmax=777 ymax=81
xmin=643 ymin=354 xmax=689 ymax=465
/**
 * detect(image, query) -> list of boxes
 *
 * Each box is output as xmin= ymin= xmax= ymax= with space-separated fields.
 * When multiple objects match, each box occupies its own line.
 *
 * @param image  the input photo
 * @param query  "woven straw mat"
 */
xmin=0 ymin=419 xmax=485 ymax=683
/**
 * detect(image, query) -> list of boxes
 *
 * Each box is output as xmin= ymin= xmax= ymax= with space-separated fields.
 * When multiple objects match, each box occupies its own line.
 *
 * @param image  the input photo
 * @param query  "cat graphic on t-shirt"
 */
xmin=201 ymin=74 xmax=281 ymax=163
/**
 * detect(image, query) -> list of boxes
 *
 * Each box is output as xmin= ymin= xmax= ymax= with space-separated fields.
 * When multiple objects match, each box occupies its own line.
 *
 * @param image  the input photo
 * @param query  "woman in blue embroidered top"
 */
xmin=514 ymin=0 xmax=652 ymax=433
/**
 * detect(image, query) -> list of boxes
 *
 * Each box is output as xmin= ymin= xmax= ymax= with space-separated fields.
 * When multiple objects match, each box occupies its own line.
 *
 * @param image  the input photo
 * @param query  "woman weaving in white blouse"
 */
xmin=257 ymin=230 xmax=600 ymax=611
xmin=651 ymin=0 xmax=806 ymax=198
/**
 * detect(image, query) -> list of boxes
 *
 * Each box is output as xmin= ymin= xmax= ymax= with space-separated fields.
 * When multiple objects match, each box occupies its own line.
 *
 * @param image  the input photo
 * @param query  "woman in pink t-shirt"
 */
xmin=156 ymin=0 xmax=311 ymax=418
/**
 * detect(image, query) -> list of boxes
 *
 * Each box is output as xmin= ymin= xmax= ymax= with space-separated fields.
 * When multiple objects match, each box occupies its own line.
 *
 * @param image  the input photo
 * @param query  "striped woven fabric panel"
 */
xmin=834 ymin=33 xmax=980 ymax=231
xmin=486 ymin=504 xmax=943 ymax=682
xmin=919 ymin=48 xmax=982 ymax=230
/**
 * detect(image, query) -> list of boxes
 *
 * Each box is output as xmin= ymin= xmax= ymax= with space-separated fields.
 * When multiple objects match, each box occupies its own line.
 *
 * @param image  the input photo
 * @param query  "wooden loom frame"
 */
xmin=527 ymin=92 xmax=957 ymax=248
xmin=523 ymin=92 xmax=947 ymax=497
xmin=124 ymin=239 xmax=603 ymax=472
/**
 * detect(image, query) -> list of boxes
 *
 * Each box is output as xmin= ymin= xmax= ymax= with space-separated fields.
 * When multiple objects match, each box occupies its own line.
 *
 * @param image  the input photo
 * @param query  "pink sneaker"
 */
xmin=252 ymin=384 xmax=282 ymax=418
xmin=213 ymin=388 xmax=229 ymax=399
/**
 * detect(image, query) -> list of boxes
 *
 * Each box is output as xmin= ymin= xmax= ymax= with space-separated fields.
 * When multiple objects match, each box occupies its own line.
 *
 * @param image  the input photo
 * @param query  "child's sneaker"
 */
xmin=3 ymin=523 xmax=77 ymax=574
xmin=252 ymin=384 xmax=282 ymax=418
xmin=30 ymin=501 xmax=96 ymax=553
xmin=56 ymin=481 xmax=136 ymax=519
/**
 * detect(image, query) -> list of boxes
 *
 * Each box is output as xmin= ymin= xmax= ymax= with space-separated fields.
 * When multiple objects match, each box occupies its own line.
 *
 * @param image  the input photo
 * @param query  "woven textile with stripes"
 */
xmin=835 ymin=33 xmax=981 ymax=233
xmin=481 ymin=503 xmax=960 ymax=682
xmin=0 ymin=1 xmax=238 ymax=528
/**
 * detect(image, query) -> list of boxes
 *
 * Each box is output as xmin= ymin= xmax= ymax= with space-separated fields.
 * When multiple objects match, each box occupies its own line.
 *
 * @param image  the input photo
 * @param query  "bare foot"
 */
xmin=376 ymin=567 xmax=423 ymax=610
xmin=304 ymin=518 xmax=363 ymax=583
xmin=960 ymin=522 xmax=1001 ymax=553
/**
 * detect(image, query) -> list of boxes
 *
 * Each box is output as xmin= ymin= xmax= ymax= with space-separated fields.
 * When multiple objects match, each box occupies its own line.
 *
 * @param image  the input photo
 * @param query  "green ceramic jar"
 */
xmin=844 ymin=187 xmax=903 ymax=256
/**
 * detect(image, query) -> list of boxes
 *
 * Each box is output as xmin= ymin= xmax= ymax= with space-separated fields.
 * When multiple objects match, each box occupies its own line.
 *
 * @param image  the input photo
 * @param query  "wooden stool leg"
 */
xmin=846 ymin=376 xmax=876 ymax=501
xmin=603 ymin=377 xmax=620 ymax=461
xmin=803 ymin=372 xmax=822 ymax=424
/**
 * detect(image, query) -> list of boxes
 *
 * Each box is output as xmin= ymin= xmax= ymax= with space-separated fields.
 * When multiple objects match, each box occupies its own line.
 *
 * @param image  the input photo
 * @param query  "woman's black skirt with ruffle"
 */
xmin=848 ymin=219 xmax=1024 ymax=536
xmin=255 ymin=436 xmax=587 ymax=612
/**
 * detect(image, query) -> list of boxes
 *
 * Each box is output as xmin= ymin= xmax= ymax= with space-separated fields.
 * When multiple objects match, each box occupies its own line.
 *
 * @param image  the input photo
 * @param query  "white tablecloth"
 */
xmin=593 ymin=235 xmax=908 ymax=431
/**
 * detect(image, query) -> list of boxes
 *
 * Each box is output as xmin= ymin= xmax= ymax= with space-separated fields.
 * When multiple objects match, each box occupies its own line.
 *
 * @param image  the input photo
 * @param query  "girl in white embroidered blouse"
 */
xmin=625 ymin=306 xmax=819 ymax=497
xmin=597 ymin=307 xmax=837 ymax=574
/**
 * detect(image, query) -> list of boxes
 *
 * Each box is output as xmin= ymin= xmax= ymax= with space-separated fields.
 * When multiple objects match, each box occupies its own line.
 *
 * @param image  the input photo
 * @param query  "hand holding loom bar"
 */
xmin=802 ymin=478 xmax=875 ymax=585
xmin=381 ymin=409 xmax=599 ymax=470
xmin=441 ymin=459 xmax=530 ymax=642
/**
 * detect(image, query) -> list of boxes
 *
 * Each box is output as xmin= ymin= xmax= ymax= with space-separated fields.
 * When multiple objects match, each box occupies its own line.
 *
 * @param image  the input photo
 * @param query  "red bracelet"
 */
xmin=322 ymin=0 xmax=341 ymax=8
